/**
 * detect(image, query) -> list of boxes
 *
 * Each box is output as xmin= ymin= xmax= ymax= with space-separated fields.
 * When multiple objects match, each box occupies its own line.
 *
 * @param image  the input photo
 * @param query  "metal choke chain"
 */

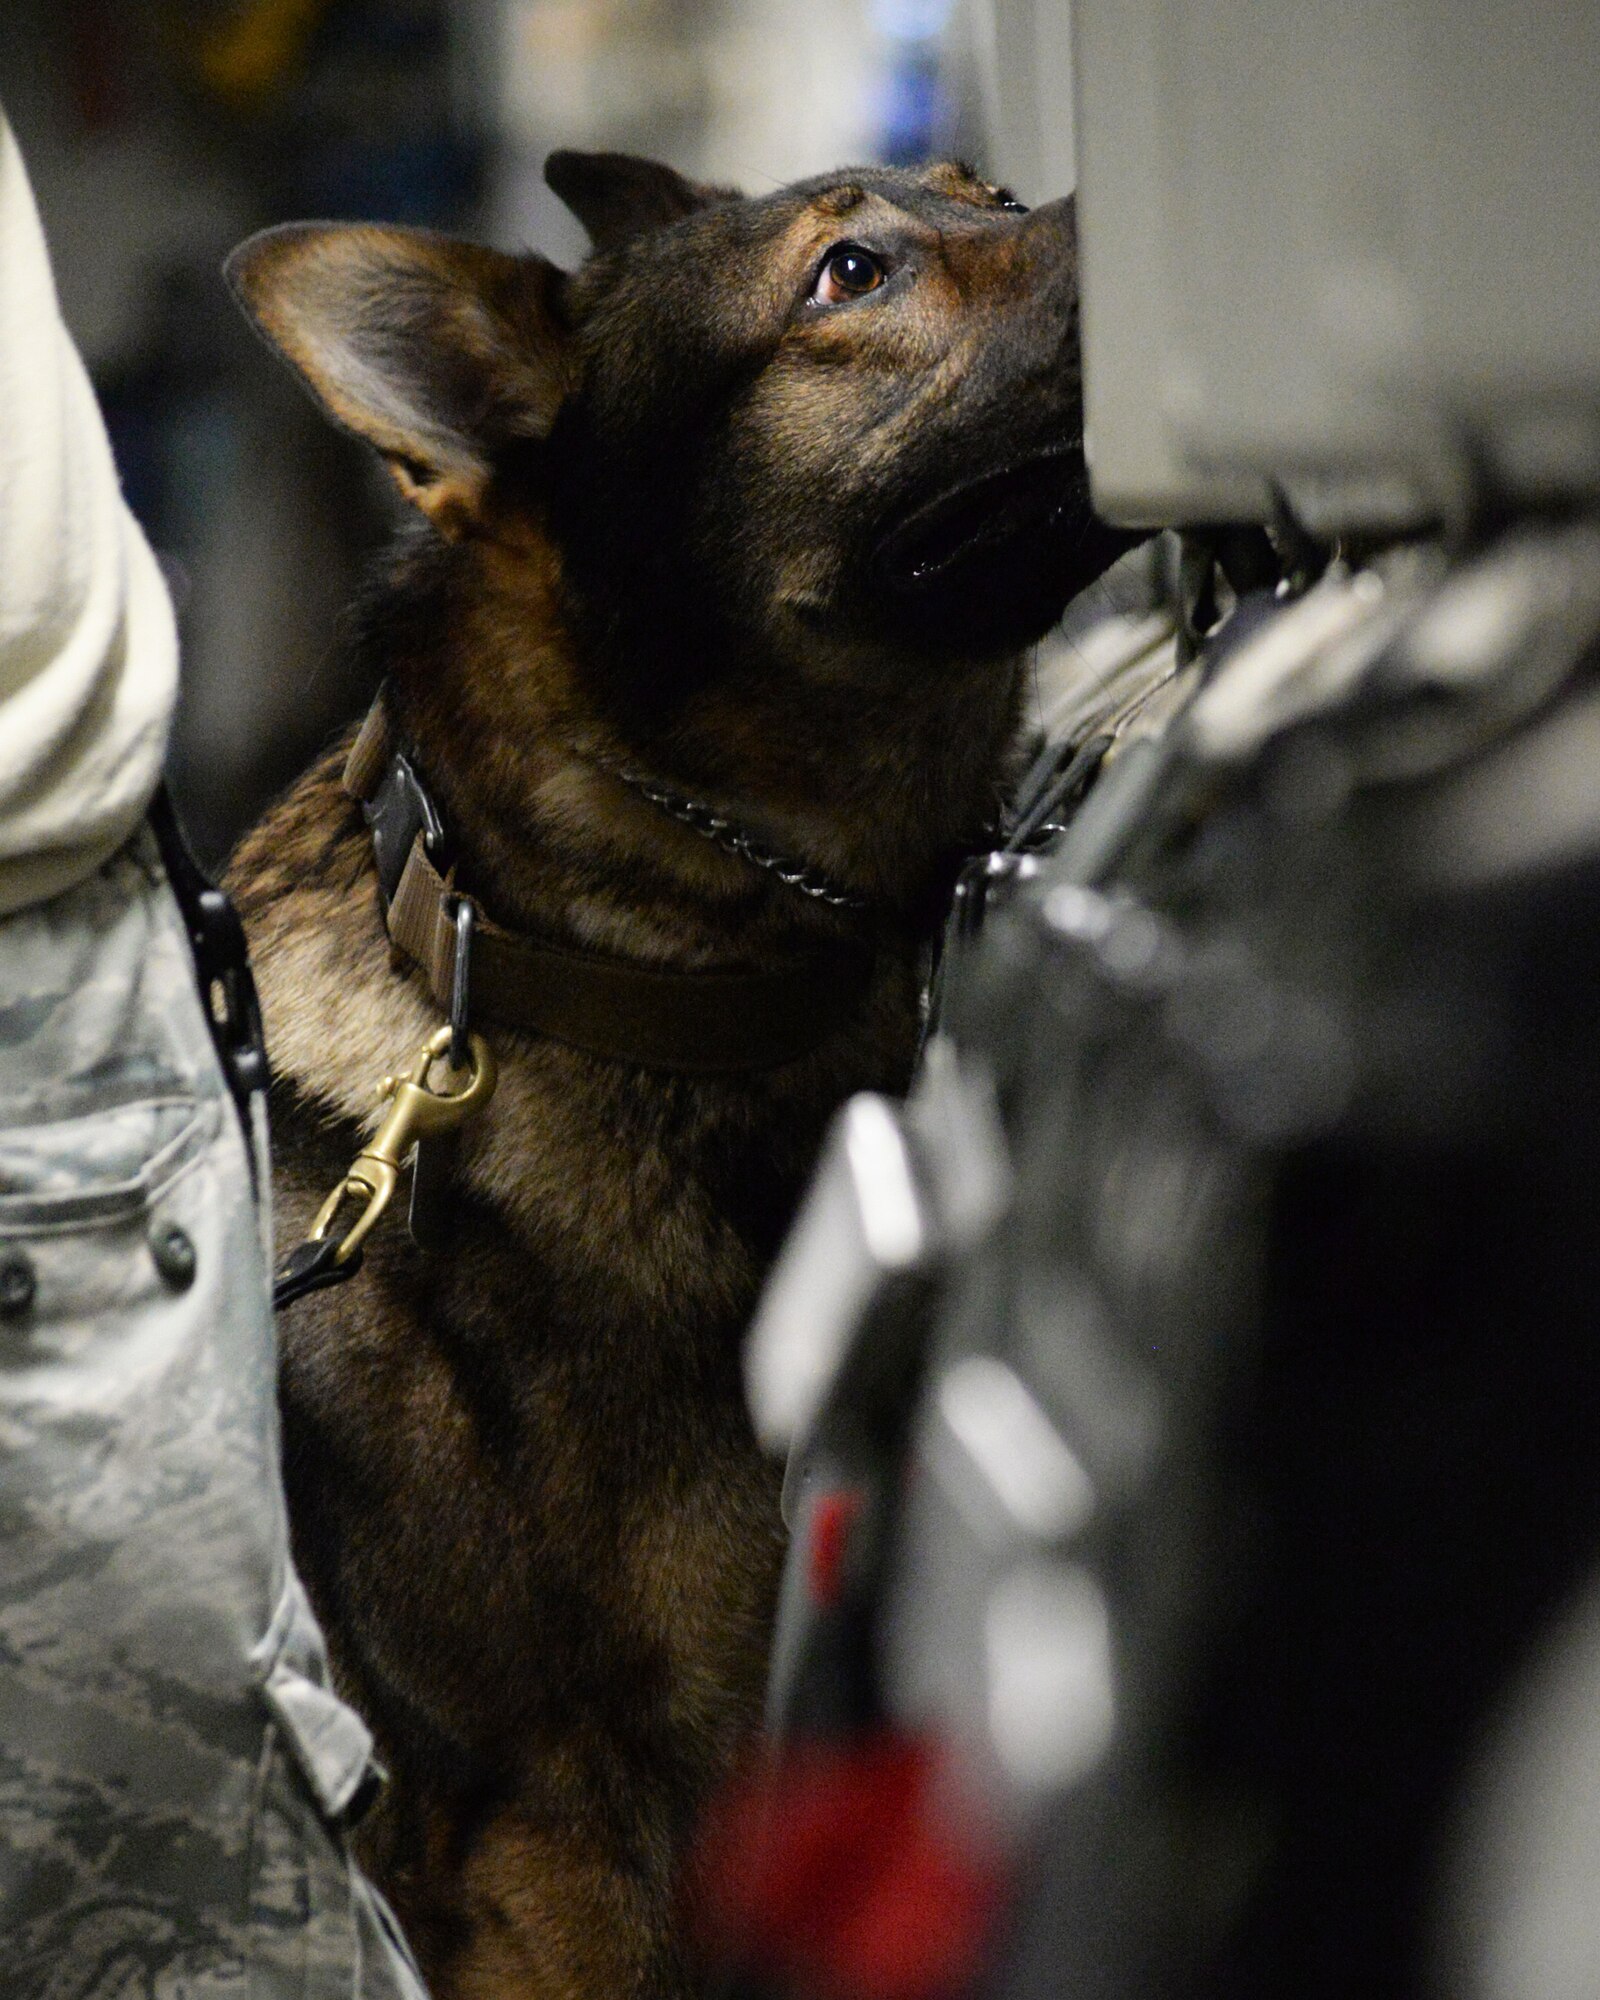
xmin=609 ymin=766 xmax=868 ymax=911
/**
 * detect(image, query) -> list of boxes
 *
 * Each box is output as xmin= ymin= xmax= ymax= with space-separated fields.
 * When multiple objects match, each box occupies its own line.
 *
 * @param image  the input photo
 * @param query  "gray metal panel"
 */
xmin=1071 ymin=0 xmax=1600 ymax=529
xmin=1068 ymin=0 xmax=1270 ymax=525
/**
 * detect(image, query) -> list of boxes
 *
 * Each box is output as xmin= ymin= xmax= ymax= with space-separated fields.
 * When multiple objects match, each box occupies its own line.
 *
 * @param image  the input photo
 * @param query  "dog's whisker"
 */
xmin=727 ymin=161 xmax=788 ymax=192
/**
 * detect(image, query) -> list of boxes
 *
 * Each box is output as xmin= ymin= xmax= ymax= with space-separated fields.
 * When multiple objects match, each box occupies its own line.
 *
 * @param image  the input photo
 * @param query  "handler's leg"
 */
xmin=0 ymin=833 xmax=426 ymax=1999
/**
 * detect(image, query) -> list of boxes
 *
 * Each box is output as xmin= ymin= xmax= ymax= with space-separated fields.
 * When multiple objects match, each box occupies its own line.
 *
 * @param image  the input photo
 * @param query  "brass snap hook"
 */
xmin=308 ymin=1026 xmax=497 ymax=1265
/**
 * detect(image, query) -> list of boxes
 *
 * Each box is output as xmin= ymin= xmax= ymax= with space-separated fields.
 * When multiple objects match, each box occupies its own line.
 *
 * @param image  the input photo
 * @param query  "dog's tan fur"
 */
xmin=227 ymin=153 xmax=1128 ymax=1998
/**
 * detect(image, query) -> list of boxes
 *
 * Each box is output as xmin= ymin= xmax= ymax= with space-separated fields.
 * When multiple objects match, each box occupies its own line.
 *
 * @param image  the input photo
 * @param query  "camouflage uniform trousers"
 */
xmin=0 ymin=831 xmax=427 ymax=2000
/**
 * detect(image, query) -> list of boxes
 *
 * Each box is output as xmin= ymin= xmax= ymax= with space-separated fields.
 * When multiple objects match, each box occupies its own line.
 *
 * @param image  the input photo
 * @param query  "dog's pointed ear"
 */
xmin=225 ymin=223 xmax=570 ymax=538
xmin=544 ymin=150 xmax=733 ymax=254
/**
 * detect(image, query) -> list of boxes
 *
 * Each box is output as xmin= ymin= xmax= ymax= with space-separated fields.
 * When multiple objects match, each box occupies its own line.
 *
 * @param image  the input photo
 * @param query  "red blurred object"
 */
xmin=807 ymin=1489 xmax=866 ymax=1610
xmin=691 ymin=1735 xmax=1002 ymax=2000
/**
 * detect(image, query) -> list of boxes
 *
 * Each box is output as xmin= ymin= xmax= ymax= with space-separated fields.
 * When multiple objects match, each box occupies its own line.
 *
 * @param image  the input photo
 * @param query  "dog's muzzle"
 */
xmin=875 ymin=449 xmax=1094 ymax=596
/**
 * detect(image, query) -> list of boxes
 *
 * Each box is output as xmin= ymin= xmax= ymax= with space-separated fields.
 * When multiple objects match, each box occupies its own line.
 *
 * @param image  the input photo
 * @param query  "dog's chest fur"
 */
xmin=232 ymin=740 xmax=927 ymax=1992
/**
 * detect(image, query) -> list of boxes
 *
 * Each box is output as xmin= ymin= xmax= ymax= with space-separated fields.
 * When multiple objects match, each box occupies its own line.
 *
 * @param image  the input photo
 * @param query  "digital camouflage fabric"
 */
xmin=0 ymin=833 xmax=427 ymax=1999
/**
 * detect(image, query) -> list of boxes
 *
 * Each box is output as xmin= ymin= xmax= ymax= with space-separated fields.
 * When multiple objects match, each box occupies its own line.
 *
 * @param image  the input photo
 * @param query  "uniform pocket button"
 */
xmin=0 ymin=1250 xmax=36 ymax=1318
xmin=151 ymin=1223 xmax=197 ymax=1291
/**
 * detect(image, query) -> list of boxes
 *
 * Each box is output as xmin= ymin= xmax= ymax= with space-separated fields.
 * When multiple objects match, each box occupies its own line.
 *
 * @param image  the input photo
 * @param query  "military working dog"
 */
xmin=226 ymin=151 xmax=1128 ymax=1999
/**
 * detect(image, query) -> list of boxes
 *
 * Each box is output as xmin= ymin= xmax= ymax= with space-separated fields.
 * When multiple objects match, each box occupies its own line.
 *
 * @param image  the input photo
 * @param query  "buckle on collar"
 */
xmin=365 ymin=748 xmax=447 ymax=905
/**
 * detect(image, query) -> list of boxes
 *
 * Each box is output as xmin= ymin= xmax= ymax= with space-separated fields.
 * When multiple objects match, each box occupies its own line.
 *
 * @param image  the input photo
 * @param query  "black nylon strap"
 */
xmin=273 ymin=1235 xmax=364 ymax=1310
xmin=149 ymin=785 xmax=269 ymax=1196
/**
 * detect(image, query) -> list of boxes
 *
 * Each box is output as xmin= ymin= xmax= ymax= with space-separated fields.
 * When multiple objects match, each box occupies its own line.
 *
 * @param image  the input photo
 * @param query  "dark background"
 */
xmin=3 ymin=0 xmax=1013 ymax=864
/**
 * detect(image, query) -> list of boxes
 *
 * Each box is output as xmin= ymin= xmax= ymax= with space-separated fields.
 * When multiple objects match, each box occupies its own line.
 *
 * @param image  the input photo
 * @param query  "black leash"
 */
xmin=148 ymin=785 xmax=269 ymax=1201
xmin=146 ymin=787 xmax=339 ymax=1310
xmin=273 ymin=1235 xmax=362 ymax=1308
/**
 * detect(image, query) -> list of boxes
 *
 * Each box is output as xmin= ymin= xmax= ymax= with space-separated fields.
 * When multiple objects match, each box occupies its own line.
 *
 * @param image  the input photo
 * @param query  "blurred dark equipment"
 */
xmin=735 ymin=515 xmax=1600 ymax=2000
xmin=727 ymin=1 xmax=1600 ymax=1995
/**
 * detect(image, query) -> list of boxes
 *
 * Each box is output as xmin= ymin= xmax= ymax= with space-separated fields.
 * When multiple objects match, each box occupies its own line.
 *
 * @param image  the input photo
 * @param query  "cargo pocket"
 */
xmin=248 ymin=1574 xmax=427 ymax=1999
xmin=253 ymin=1569 xmax=379 ymax=1822
xmin=0 ymin=1090 xmax=223 ymax=1586
xmin=0 ymin=1088 xmax=212 ymax=1224
xmin=0 ymin=1090 xmax=211 ymax=1218
xmin=0 ymin=1094 xmax=216 ymax=1327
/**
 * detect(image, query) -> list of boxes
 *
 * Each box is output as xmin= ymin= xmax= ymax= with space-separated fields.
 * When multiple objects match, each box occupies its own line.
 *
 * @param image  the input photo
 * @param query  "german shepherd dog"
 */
xmin=226 ymin=152 xmax=1128 ymax=1999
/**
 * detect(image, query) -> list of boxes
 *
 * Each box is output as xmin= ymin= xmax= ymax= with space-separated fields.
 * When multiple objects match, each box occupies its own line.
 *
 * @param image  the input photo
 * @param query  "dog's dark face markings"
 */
xmin=550 ymin=157 xmax=1113 ymax=679
xmin=229 ymin=153 xmax=1121 ymax=747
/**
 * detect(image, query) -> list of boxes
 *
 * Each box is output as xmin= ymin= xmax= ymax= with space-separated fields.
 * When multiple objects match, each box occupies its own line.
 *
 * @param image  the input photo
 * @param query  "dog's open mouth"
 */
xmin=877 ymin=450 xmax=1088 ymax=594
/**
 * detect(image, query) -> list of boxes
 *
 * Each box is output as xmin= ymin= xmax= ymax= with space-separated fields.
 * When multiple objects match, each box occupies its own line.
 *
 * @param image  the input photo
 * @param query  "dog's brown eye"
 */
xmin=812 ymin=244 xmax=886 ymax=307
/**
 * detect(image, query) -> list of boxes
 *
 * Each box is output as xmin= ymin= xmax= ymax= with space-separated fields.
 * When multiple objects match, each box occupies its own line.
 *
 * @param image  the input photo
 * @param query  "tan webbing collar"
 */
xmin=344 ymin=696 xmax=397 ymax=803
xmin=343 ymin=704 xmax=876 ymax=1074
